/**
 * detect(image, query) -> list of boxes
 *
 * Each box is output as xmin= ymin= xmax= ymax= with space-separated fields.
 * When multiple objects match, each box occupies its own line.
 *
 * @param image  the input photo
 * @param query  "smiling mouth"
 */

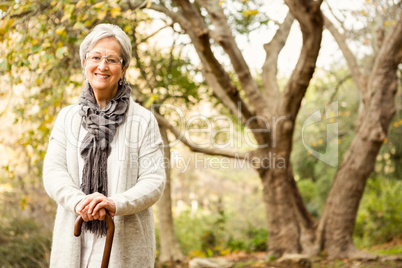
xmin=95 ymin=73 xmax=110 ymax=79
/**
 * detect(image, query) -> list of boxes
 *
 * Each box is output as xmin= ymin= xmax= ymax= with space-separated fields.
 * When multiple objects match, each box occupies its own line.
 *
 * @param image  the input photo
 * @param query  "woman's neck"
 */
xmin=93 ymin=87 xmax=118 ymax=109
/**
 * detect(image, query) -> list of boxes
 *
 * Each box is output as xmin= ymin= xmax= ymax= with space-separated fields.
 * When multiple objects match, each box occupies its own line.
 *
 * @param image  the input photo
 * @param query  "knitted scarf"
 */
xmin=78 ymin=82 xmax=131 ymax=236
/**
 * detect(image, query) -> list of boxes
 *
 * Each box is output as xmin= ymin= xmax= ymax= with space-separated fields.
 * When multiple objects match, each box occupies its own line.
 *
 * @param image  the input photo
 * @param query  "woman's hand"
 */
xmin=75 ymin=192 xmax=116 ymax=221
xmin=78 ymin=204 xmax=107 ymax=222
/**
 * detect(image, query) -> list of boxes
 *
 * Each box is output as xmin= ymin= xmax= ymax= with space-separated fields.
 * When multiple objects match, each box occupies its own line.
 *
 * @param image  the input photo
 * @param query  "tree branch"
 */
xmin=324 ymin=15 xmax=366 ymax=94
xmin=136 ymin=24 xmax=173 ymax=45
xmin=329 ymin=73 xmax=352 ymax=103
xmin=325 ymin=0 xmax=346 ymax=30
xmin=153 ymin=111 xmax=249 ymax=159
xmin=166 ymin=37 xmax=176 ymax=76
xmin=129 ymin=13 xmax=252 ymax=158
xmin=170 ymin=0 xmax=267 ymax=144
xmin=127 ymin=0 xmax=149 ymax=12
xmin=197 ymin=0 xmax=270 ymax=118
xmin=132 ymin=1 xmax=246 ymax=113
xmin=280 ymin=0 xmax=324 ymax=121
xmin=200 ymin=68 xmax=243 ymax=118
xmin=132 ymin=22 xmax=155 ymax=92
xmin=127 ymin=1 xmax=191 ymax=30
xmin=262 ymin=11 xmax=294 ymax=114
xmin=148 ymin=3 xmax=192 ymax=30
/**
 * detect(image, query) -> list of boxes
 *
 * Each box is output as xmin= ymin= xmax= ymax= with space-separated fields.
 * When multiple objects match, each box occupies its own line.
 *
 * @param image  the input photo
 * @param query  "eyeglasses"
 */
xmin=86 ymin=53 xmax=123 ymax=65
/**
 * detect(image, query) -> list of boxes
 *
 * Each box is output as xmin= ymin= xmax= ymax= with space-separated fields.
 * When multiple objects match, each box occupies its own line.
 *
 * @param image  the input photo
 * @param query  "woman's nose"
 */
xmin=97 ymin=59 xmax=108 ymax=70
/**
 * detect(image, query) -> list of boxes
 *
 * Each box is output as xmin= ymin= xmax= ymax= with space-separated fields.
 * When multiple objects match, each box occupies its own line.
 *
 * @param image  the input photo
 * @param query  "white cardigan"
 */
xmin=43 ymin=98 xmax=166 ymax=268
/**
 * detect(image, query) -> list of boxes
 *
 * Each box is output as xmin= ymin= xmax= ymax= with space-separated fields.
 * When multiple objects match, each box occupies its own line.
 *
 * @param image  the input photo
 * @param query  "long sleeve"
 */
xmin=43 ymin=107 xmax=86 ymax=213
xmin=110 ymin=114 xmax=166 ymax=216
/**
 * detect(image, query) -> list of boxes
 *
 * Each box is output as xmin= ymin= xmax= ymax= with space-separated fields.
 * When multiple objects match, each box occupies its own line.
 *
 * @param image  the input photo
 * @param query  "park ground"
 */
xmin=157 ymin=239 xmax=402 ymax=268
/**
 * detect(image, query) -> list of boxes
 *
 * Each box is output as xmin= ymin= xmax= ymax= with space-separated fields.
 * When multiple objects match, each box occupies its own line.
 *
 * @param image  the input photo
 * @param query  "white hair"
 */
xmin=79 ymin=24 xmax=132 ymax=75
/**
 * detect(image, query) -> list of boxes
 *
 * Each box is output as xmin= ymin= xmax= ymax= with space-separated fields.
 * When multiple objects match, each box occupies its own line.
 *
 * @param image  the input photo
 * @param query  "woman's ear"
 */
xmin=82 ymin=59 xmax=86 ymax=67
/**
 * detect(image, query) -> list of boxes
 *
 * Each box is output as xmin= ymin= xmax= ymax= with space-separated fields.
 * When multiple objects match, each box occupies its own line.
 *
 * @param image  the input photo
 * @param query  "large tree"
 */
xmin=133 ymin=0 xmax=402 ymax=259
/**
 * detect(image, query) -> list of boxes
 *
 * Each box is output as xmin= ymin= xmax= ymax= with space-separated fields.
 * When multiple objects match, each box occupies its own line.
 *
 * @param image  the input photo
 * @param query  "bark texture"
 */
xmin=157 ymin=126 xmax=185 ymax=264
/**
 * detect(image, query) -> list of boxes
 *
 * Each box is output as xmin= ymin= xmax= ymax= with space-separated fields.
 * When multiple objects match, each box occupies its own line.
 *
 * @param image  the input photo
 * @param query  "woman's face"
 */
xmin=84 ymin=37 xmax=126 ymax=98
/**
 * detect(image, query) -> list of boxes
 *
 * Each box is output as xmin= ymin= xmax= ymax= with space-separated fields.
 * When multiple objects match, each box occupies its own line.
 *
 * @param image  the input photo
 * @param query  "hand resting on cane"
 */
xmin=75 ymin=192 xmax=116 ymax=221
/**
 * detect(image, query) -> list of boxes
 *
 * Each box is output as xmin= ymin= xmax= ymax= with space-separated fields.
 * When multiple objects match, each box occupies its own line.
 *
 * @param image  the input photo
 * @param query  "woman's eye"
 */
xmin=92 ymin=56 xmax=101 ymax=61
xmin=109 ymin=59 xmax=118 ymax=63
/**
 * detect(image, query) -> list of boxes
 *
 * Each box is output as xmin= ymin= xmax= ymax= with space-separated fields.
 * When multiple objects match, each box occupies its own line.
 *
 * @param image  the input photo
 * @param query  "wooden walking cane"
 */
xmin=74 ymin=213 xmax=115 ymax=268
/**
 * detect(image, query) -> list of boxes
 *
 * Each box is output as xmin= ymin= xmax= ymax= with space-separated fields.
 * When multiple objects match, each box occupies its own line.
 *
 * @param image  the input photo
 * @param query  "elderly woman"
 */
xmin=43 ymin=24 xmax=165 ymax=267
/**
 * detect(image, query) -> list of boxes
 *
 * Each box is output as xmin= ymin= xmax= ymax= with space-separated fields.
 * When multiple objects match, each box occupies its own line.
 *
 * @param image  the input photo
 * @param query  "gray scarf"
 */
xmin=79 ymin=82 xmax=131 ymax=236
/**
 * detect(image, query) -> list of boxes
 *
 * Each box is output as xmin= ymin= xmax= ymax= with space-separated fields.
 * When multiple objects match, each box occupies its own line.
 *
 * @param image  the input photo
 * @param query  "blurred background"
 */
xmin=0 ymin=0 xmax=401 ymax=267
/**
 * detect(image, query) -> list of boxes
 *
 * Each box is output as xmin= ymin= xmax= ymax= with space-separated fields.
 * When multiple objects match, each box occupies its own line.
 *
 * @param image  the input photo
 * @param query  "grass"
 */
xmin=369 ymin=245 xmax=402 ymax=256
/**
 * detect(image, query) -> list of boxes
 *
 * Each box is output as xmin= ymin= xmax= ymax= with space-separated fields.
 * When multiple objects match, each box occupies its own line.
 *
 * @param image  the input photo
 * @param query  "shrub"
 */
xmin=173 ymin=209 xmax=216 ymax=256
xmin=244 ymin=225 xmax=267 ymax=252
xmin=354 ymin=177 xmax=402 ymax=248
xmin=169 ymin=208 xmax=268 ymax=257
xmin=204 ymin=223 xmax=267 ymax=254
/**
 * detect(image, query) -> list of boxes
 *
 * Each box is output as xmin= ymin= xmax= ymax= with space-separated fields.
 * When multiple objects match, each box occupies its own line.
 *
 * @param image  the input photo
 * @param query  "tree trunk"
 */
xmin=262 ymin=166 xmax=314 ymax=256
xmin=259 ymin=0 xmax=324 ymax=257
xmin=319 ymin=84 xmax=396 ymax=259
xmin=319 ymin=15 xmax=402 ymax=258
xmin=260 ymin=132 xmax=317 ymax=257
xmin=157 ymin=126 xmax=185 ymax=264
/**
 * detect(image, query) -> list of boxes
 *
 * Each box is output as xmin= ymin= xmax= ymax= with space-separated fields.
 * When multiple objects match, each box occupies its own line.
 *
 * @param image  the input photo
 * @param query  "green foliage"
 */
xmin=354 ymin=177 xmax=402 ymax=248
xmin=292 ymin=65 xmax=359 ymax=182
xmin=297 ymin=179 xmax=321 ymax=217
xmin=172 ymin=209 xmax=216 ymax=256
xmin=297 ymin=175 xmax=339 ymax=218
xmin=171 ymin=207 xmax=267 ymax=257
xmin=226 ymin=225 xmax=267 ymax=253
xmin=291 ymin=66 xmax=360 ymax=216
xmin=130 ymin=35 xmax=204 ymax=110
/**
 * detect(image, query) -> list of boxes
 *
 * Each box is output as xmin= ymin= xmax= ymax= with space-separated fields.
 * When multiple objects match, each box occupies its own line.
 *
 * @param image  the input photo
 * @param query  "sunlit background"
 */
xmin=0 ymin=0 xmax=401 ymax=267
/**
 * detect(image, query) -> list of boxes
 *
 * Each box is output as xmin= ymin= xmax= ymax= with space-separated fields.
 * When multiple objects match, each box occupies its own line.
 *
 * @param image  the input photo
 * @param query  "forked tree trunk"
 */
xmin=157 ymin=126 xmax=185 ymax=264
xmin=259 ymin=0 xmax=324 ymax=257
